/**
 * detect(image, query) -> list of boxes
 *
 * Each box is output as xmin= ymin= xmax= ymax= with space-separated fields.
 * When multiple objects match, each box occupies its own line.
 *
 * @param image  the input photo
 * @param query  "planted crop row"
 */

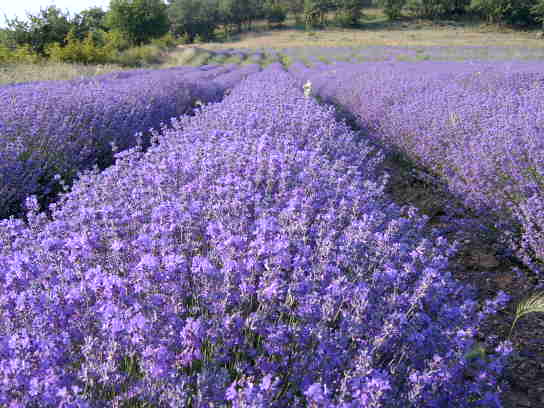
xmin=292 ymin=61 xmax=544 ymax=276
xmin=0 ymin=63 xmax=260 ymax=219
xmin=0 ymin=64 xmax=510 ymax=407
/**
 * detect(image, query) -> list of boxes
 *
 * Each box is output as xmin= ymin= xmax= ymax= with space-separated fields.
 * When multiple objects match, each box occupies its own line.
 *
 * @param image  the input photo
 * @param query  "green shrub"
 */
xmin=114 ymin=44 xmax=163 ymax=66
xmin=279 ymin=54 xmax=293 ymax=67
xmin=189 ymin=51 xmax=211 ymax=66
xmin=0 ymin=45 xmax=11 ymax=64
xmin=46 ymin=30 xmax=114 ymax=64
xmin=103 ymin=29 xmax=131 ymax=52
xmin=0 ymin=44 xmax=42 ymax=64
xmin=150 ymin=32 xmax=177 ymax=49
xmin=178 ymin=33 xmax=192 ymax=44
xmin=470 ymin=0 xmax=538 ymax=26
xmin=333 ymin=0 xmax=368 ymax=27
xmin=266 ymin=4 xmax=287 ymax=26
xmin=533 ymin=0 xmax=544 ymax=28
xmin=379 ymin=0 xmax=407 ymax=20
xmin=46 ymin=29 xmax=163 ymax=67
xmin=405 ymin=0 xmax=460 ymax=18
xmin=334 ymin=10 xmax=361 ymax=27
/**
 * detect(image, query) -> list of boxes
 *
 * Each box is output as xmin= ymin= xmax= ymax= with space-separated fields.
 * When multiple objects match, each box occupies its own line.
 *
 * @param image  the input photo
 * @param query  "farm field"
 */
xmin=0 ymin=63 xmax=262 ymax=218
xmin=1 ymin=35 xmax=544 ymax=408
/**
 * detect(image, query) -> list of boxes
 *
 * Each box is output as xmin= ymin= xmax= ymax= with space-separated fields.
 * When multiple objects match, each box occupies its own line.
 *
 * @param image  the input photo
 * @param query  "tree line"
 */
xmin=0 ymin=0 xmax=354 ymax=55
xmin=1 ymin=0 xmax=543 ymax=58
xmin=380 ymin=0 xmax=544 ymax=26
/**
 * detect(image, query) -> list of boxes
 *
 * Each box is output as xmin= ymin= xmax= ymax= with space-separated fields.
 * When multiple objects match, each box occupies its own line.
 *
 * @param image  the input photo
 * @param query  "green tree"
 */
xmin=70 ymin=7 xmax=108 ymax=42
xmin=406 ymin=0 xmax=435 ymax=17
xmin=334 ymin=0 xmax=372 ymax=26
xmin=75 ymin=7 xmax=108 ymax=35
xmin=406 ymin=0 xmax=470 ymax=18
xmin=265 ymin=1 xmax=287 ymax=26
xmin=248 ymin=0 xmax=267 ymax=29
xmin=106 ymin=0 xmax=169 ymax=45
xmin=470 ymin=0 xmax=538 ymax=26
xmin=218 ymin=0 xmax=253 ymax=33
xmin=0 ymin=28 xmax=9 ymax=46
xmin=509 ymin=0 xmax=539 ymax=25
xmin=219 ymin=0 xmax=239 ymax=33
xmin=379 ymin=0 xmax=407 ymax=19
xmin=3 ymin=6 xmax=74 ymax=55
xmin=470 ymin=0 xmax=507 ymax=23
xmin=305 ymin=0 xmax=335 ymax=27
xmin=168 ymin=0 xmax=219 ymax=41
xmin=286 ymin=0 xmax=306 ymax=23
xmin=450 ymin=0 xmax=471 ymax=14
xmin=532 ymin=0 xmax=544 ymax=28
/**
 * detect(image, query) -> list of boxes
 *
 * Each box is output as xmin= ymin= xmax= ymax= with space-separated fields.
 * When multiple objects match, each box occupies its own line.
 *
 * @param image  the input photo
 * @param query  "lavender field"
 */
xmin=0 ymin=63 xmax=260 ymax=218
xmin=0 ymin=50 xmax=543 ymax=407
xmin=289 ymin=60 xmax=544 ymax=276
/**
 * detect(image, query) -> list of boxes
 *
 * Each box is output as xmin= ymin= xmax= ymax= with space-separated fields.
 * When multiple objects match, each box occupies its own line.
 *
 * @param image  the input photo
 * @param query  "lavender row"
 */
xmin=292 ymin=61 xmax=544 ymax=275
xmin=0 ymin=63 xmax=259 ymax=219
xmin=272 ymin=46 xmax=544 ymax=63
xmin=0 ymin=65 xmax=198 ymax=90
xmin=0 ymin=65 xmax=511 ymax=407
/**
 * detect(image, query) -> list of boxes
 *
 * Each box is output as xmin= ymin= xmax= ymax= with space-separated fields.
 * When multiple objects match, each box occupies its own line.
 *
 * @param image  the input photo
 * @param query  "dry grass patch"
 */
xmin=0 ymin=62 xmax=127 ymax=85
xmin=204 ymin=26 xmax=543 ymax=49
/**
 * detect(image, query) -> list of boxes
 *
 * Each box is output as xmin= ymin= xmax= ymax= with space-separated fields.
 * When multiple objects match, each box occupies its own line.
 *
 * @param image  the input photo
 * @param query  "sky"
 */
xmin=1 ymin=0 xmax=111 ymax=26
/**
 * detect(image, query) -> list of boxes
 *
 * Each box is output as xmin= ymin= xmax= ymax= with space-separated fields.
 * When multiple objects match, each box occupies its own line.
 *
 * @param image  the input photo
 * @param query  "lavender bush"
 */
xmin=292 ymin=61 xmax=544 ymax=277
xmin=0 ymin=65 xmax=511 ymax=407
xmin=0 ymin=64 xmax=258 ymax=219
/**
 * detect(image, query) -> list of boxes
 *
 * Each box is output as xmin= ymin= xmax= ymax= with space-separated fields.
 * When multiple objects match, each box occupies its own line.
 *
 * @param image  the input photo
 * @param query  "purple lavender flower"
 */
xmin=0 ymin=64 xmax=258 ymax=218
xmin=291 ymin=60 xmax=544 ymax=277
xmin=0 ymin=65 xmax=511 ymax=407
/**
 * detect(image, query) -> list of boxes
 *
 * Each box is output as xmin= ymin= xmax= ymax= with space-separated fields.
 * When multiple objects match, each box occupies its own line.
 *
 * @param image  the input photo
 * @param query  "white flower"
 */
xmin=303 ymin=80 xmax=312 ymax=98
